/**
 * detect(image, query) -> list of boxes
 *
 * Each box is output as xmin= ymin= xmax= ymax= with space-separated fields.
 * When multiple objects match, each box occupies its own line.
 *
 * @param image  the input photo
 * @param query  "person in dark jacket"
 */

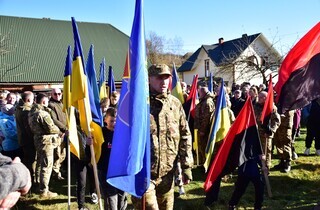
xmin=304 ymin=98 xmax=320 ymax=156
xmin=48 ymin=88 xmax=67 ymax=180
xmin=230 ymin=89 xmax=245 ymax=118
xmin=228 ymin=155 xmax=267 ymax=210
xmin=98 ymin=107 xmax=127 ymax=210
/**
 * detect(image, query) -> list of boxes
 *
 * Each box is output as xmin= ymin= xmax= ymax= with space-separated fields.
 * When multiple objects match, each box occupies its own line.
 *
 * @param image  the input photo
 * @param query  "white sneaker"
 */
xmin=316 ymin=150 xmax=320 ymax=156
xmin=91 ymin=193 xmax=98 ymax=204
xmin=304 ymin=148 xmax=311 ymax=155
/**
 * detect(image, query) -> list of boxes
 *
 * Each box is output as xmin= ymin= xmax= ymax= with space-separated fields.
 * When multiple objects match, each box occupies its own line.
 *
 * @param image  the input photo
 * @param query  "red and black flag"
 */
xmin=184 ymin=74 xmax=198 ymax=120
xmin=260 ymin=75 xmax=274 ymax=130
xmin=275 ymin=22 xmax=320 ymax=114
xmin=204 ymin=96 xmax=262 ymax=205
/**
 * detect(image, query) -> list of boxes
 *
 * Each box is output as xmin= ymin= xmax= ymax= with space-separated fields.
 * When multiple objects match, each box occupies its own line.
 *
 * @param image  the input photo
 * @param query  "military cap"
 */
xmin=148 ymin=64 xmax=171 ymax=76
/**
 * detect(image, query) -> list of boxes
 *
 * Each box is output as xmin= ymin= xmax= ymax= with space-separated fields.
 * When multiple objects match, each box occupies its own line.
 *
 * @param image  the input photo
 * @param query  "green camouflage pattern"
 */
xmin=254 ymin=103 xmax=281 ymax=168
xmin=149 ymin=92 xmax=193 ymax=180
xmin=28 ymin=103 xmax=60 ymax=193
xmin=274 ymin=110 xmax=294 ymax=161
xmin=148 ymin=64 xmax=171 ymax=77
xmin=132 ymin=172 xmax=175 ymax=210
xmin=194 ymin=92 xmax=215 ymax=165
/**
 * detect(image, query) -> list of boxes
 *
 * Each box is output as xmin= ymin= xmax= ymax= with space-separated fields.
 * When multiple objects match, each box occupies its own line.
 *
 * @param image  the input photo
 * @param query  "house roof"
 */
xmin=0 ymin=15 xmax=129 ymax=84
xmin=178 ymin=33 xmax=261 ymax=72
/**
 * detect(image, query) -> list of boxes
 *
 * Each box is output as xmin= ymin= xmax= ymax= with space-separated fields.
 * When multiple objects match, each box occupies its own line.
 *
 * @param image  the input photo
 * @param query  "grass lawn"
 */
xmin=15 ymin=128 xmax=320 ymax=209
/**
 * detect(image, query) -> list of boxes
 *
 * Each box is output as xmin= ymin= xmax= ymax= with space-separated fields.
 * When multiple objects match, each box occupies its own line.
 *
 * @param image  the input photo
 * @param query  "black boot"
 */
xmin=273 ymin=159 xmax=284 ymax=170
xmin=282 ymin=160 xmax=291 ymax=173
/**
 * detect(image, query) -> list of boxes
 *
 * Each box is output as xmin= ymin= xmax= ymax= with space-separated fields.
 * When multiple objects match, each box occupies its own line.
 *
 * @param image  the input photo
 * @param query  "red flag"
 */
xmin=186 ymin=74 xmax=198 ymax=118
xmin=275 ymin=22 xmax=320 ymax=114
xmin=204 ymin=96 xmax=262 ymax=193
xmin=260 ymin=75 xmax=274 ymax=126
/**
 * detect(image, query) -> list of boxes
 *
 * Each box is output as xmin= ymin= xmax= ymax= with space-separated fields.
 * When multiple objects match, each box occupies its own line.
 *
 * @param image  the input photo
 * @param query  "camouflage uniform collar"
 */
xmin=33 ymin=103 xmax=46 ymax=110
xmin=200 ymin=91 xmax=213 ymax=101
xmin=150 ymin=91 xmax=169 ymax=99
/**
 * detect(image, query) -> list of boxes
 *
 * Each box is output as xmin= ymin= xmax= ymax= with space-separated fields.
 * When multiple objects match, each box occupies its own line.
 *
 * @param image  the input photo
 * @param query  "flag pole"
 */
xmin=65 ymin=107 xmax=71 ymax=210
xmin=194 ymin=129 xmax=199 ymax=166
xmin=89 ymin=143 xmax=103 ymax=209
xmin=142 ymin=194 xmax=146 ymax=210
xmin=67 ymin=134 xmax=71 ymax=209
xmin=262 ymin=137 xmax=272 ymax=198
xmin=83 ymin=99 xmax=103 ymax=210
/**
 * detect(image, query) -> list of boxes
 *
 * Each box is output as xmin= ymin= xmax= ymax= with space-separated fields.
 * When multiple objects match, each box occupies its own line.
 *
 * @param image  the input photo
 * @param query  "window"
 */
xmin=205 ymin=59 xmax=210 ymax=77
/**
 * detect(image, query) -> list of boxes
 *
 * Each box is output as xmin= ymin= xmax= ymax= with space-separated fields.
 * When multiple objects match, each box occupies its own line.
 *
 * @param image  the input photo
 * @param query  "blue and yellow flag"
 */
xmin=70 ymin=17 xmax=92 ymax=136
xmin=171 ymin=63 xmax=185 ymax=104
xmin=107 ymin=0 xmax=150 ymax=198
xmin=203 ymin=80 xmax=231 ymax=171
xmin=107 ymin=66 xmax=116 ymax=97
xmin=86 ymin=45 xmax=104 ymax=162
xmin=62 ymin=46 xmax=80 ymax=159
xmin=99 ymin=58 xmax=108 ymax=100
xmin=63 ymin=46 xmax=72 ymax=113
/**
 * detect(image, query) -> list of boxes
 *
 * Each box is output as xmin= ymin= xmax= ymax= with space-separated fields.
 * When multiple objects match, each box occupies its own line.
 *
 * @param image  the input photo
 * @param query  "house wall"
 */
xmin=181 ymin=35 xmax=281 ymax=87
xmin=181 ymin=48 xmax=234 ymax=86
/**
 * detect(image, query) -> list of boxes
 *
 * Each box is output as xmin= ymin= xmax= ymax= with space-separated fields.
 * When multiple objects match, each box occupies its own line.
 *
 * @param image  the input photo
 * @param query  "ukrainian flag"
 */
xmin=203 ymin=80 xmax=231 ymax=171
xmin=62 ymin=46 xmax=80 ymax=159
xmin=86 ymin=45 xmax=104 ymax=162
xmin=171 ymin=63 xmax=185 ymax=104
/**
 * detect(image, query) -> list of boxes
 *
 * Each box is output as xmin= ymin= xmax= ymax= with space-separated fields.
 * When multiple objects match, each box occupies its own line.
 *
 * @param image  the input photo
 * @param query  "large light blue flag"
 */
xmin=107 ymin=0 xmax=150 ymax=198
xmin=108 ymin=66 xmax=116 ymax=97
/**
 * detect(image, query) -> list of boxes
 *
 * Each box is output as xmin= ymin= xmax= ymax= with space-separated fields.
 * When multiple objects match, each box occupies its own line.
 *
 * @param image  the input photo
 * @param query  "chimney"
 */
xmin=242 ymin=34 xmax=248 ymax=39
xmin=218 ymin=37 xmax=224 ymax=45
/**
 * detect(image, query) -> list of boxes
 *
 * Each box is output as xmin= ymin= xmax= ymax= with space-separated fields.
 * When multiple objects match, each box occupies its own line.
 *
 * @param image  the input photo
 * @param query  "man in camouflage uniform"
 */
xmin=15 ymin=91 xmax=37 ymax=188
xmin=194 ymin=81 xmax=215 ymax=165
xmin=48 ymin=88 xmax=67 ymax=180
xmin=132 ymin=64 xmax=194 ymax=210
xmin=274 ymin=110 xmax=294 ymax=172
xmin=254 ymin=91 xmax=281 ymax=169
xmin=28 ymin=93 xmax=62 ymax=198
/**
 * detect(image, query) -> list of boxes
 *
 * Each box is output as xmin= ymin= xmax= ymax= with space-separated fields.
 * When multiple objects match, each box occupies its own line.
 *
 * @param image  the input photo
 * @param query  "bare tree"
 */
xmin=217 ymin=34 xmax=283 ymax=85
xmin=146 ymin=31 xmax=165 ymax=64
xmin=146 ymin=31 xmax=185 ymax=66
xmin=0 ymin=26 xmax=35 ymax=82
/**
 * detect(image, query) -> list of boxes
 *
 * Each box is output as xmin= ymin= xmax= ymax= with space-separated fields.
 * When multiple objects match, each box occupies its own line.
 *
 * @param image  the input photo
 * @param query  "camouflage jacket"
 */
xmin=150 ymin=92 xmax=194 ymax=180
xmin=194 ymin=92 xmax=215 ymax=135
xmin=28 ymin=104 xmax=60 ymax=146
xmin=15 ymin=100 xmax=34 ymax=147
xmin=254 ymin=103 xmax=281 ymax=138
xmin=279 ymin=110 xmax=294 ymax=129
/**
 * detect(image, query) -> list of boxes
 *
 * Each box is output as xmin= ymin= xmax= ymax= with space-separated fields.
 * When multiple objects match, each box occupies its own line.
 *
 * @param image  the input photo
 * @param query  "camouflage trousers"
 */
xmin=274 ymin=127 xmax=292 ymax=161
xmin=260 ymin=137 xmax=273 ymax=169
xmin=132 ymin=172 xmax=175 ymax=210
xmin=197 ymin=133 xmax=209 ymax=166
xmin=34 ymin=135 xmax=59 ymax=193
xmin=52 ymin=140 xmax=66 ymax=176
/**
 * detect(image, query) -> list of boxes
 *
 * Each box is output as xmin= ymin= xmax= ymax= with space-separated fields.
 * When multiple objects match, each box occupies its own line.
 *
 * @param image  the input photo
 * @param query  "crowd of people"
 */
xmin=0 ymin=63 xmax=319 ymax=209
